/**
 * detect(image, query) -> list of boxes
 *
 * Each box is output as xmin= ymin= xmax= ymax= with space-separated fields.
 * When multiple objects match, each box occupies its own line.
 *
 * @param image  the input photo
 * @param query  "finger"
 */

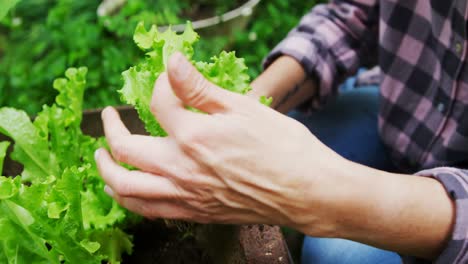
xmin=150 ymin=72 xmax=207 ymax=136
xmin=101 ymin=106 xmax=182 ymax=174
xmin=95 ymin=148 xmax=186 ymax=199
xmin=109 ymin=195 xmax=196 ymax=221
xmin=112 ymin=194 xmax=269 ymax=224
xmin=167 ymin=52 xmax=241 ymax=113
xmin=101 ymin=106 xmax=131 ymax=139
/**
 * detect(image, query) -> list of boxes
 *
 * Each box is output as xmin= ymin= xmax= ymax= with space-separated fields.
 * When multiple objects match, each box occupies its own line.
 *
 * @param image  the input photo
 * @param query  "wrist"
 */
xmin=287 ymin=156 xmax=361 ymax=237
xmin=251 ymin=56 xmax=306 ymax=97
xmin=250 ymin=56 xmax=316 ymax=113
xmin=306 ymin=161 xmax=455 ymax=259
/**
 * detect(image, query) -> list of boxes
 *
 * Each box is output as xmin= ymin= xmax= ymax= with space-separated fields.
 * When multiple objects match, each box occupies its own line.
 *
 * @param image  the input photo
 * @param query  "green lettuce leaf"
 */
xmin=120 ymin=22 xmax=200 ymax=136
xmin=120 ymin=22 xmax=259 ymax=136
xmin=194 ymin=51 xmax=251 ymax=95
xmin=0 ymin=141 xmax=10 ymax=175
xmin=0 ymin=0 xmax=20 ymax=20
xmin=0 ymin=68 xmax=132 ymax=263
xmin=259 ymin=96 xmax=273 ymax=107
xmin=0 ymin=108 xmax=59 ymax=183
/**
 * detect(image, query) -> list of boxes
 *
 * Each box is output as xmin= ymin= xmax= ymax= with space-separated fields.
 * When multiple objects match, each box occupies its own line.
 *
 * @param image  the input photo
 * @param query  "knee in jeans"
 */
xmin=301 ymin=237 xmax=401 ymax=264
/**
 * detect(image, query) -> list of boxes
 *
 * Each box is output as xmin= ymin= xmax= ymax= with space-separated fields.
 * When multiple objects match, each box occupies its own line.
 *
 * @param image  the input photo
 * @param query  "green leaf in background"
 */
xmin=0 ymin=68 xmax=132 ymax=263
xmin=0 ymin=0 xmax=20 ymax=20
xmin=1 ymin=0 xmax=324 ymax=115
xmin=0 ymin=108 xmax=58 ymax=183
xmin=0 ymin=141 xmax=10 ymax=175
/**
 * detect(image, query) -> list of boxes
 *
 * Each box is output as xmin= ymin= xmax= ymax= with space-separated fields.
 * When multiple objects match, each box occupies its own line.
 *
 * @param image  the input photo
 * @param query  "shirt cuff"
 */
xmin=402 ymin=167 xmax=468 ymax=264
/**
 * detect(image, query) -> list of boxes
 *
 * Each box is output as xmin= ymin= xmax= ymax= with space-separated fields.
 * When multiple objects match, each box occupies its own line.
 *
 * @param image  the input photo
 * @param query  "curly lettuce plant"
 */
xmin=0 ymin=21 xmax=270 ymax=263
xmin=120 ymin=21 xmax=270 ymax=136
xmin=0 ymin=68 xmax=132 ymax=263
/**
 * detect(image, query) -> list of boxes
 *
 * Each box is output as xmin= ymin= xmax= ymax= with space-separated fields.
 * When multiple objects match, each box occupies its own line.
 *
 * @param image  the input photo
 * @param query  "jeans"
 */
xmin=289 ymin=86 xmax=402 ymax=264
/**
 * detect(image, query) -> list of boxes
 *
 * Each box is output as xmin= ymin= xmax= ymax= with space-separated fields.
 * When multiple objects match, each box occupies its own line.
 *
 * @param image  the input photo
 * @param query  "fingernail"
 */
xmin=104 ymin=185 xmax=114 ymax=197
xmin=171 ymin=52 xmax=191 ymax=82
xmin=94 ymin=148 xmax=102 ymax=161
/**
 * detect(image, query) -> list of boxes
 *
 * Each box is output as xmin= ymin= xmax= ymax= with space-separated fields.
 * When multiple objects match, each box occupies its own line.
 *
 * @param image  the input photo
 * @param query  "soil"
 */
xmin=122 ymin=220 xmax=212 ymax=264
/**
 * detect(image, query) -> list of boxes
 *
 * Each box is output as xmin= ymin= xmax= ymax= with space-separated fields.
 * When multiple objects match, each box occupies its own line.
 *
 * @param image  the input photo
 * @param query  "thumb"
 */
xmin=167 ymin=52 xmax=238 ymax=113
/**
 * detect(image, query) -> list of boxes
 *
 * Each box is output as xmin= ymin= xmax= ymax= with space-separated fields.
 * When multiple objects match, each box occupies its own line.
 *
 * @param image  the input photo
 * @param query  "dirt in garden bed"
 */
xmin=122 ymin=220 xmax=212 ymax=264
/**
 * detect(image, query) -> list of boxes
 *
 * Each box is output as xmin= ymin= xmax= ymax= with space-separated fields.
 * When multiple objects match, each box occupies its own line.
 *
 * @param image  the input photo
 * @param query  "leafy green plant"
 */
xmin=0 ymin=0 xmax=132 ymax=114
xmin=0 ymin=0 xmax=20 ymax=20
xmin=100 ymin=0 xmax=187 ymax=38
xmin=0 ymin=19 xmax=271 ymax=263
xmin=0 ymin=0 xmax=247 ymax=115
xmin=231 ymin=0 xmax=326 ymax=77
xmin=0 ymin=141 xmax=9 ymax=173
xmin=0 ymin=68 xmax=133 ymax=263
xmin=100 ymin=0 xmax=242 ymax=37
xmin=1 ymin=0 xmax=324 ymax=115
xmin=121 ymin=21 xmax=254 ymax=136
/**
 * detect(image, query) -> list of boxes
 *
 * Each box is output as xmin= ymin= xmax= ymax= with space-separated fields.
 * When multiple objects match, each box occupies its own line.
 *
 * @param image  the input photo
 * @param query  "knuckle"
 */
xmin=189 ymin=199 xmax=219 ymax=216
xmin=176 ymin=128 xmax=204 ymax=151
xmin=137 ymin=203 xmax=155 ymax=219
xmin=196 ymin=191 xmax=214 ymax=205
xmin=175 ymin=130 xmax=191 ymax=146
xmin=212 ymin=214 xmax=231 ymax=224
xmin=150 ymin=99 xmax=159 ymax=116
xmin=193 ymin=211 xmax=212 ymax=224
xmin=186 ymin=74 xmax=210 ymax=106
xmin=114 ymin=181 xmax=133 ymax=197
xmin=113 ymin=195 xmax=124 ymax=206
xmin=111 ymin=139 xmax=129 ymax=162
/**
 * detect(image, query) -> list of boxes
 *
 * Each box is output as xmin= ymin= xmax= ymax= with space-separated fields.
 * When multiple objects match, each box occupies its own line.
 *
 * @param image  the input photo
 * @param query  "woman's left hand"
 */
xmin=95 ymin=52 xmax=349 ymax=235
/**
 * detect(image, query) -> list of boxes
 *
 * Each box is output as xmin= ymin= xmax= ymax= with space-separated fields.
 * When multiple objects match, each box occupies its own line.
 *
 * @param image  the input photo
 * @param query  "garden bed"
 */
xmin=0 ymin=106 xmax=292 ymax=264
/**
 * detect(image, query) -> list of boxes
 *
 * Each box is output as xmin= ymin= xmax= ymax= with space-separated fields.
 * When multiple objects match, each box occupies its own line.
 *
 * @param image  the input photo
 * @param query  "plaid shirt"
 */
xmin=265 ymin=1 xmax=468 ymax=263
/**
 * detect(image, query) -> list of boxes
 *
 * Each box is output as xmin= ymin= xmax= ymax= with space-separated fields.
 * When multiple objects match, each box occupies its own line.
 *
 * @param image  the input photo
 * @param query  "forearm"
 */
xmin=250 ymin=56 xmax=317 ymax=113
xmin=255 ymin=1 xmax=380 ymax=112
xmin=304 ymin=161 xmax=455 ymax=260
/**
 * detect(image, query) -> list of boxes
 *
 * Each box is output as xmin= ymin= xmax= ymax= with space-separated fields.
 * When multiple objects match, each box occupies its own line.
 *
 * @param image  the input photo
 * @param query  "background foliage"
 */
xmin=0 ymin=0 xmax=325 ymax=114
xmin=0 ymin=0 xmax=21 ymax=20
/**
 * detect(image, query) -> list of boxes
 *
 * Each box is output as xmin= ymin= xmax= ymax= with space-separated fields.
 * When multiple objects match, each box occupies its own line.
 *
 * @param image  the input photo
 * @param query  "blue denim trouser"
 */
xmin=289 ymin=86 xmax=402 ymax=264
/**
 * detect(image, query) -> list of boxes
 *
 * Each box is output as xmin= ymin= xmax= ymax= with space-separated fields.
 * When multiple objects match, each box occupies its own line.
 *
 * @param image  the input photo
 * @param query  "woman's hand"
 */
xmin=95 ymin=53 xmax=455 ymax=259
xmin=94 ymin=52 xmax=349 ymax=235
